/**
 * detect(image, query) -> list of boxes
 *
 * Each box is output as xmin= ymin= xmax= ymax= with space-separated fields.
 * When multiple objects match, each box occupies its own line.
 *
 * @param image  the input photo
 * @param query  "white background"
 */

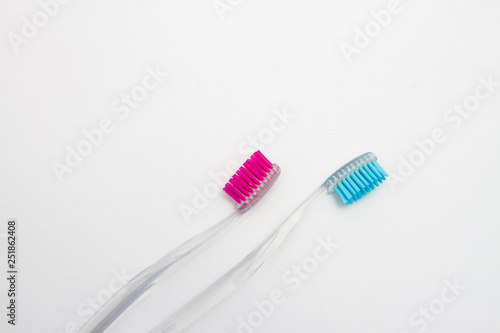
xmin=1 ymin=0 xmax=500 ymax=332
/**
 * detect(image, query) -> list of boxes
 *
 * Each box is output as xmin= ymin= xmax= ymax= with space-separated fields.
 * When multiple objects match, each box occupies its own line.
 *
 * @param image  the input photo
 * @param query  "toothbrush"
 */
xmin=150 ymin=152 xmax=388 ymax=333
xmin=78 ymin=151 xmax=280 ymax=333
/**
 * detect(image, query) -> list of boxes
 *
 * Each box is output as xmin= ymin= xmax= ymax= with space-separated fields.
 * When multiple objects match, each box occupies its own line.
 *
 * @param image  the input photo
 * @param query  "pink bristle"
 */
xmin=223 ymin=186 xmax=238 ymax=203
xmin=240 ymin=167 xmax=259 ymax=185
xmin=244 ymin=160 xmax=264 ymax=181
xmin=248 ymin=158 xmax=267 ymax=178
xmin=224 ymin=184 xmax=244 ymax=203
xmin=224 ymin=151 xmax=277 ymax=204
xmin=237 ymin=169 xmax=257 ymax=189
xmin=230 ymin=177 xmax=250 ymax=197
xmin=252 ymin=154 xmax=270 ymax=173
xmin=256 ymin=151 xmax=273 ymax=169
xmin=235 ymin=176 xmax=253 ymax=193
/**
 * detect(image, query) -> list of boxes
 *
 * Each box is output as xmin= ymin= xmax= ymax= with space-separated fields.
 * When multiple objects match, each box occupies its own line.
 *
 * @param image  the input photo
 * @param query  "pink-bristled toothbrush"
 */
xmin=78 ymin=151 xmax=280 ymax=333
xmin=223 ymin=151 xmax=280 ymax=214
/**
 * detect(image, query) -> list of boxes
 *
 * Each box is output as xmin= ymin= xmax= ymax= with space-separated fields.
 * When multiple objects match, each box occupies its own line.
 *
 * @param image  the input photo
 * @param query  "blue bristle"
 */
xmin=372 ymin=160 xmax=388 ymax=177
xmin=359 ymin=167 xmax=375 ymax=189
xmin=338 ymin=181 xmax=353 ymax=201
xmin=345 ymin=175 xmax=361 ymax=195
xmin=363 ymin=165 xmax=379 ymax=186
xmin=350 ymin=172 xmax=366 ymax=194
xmin=354 ymin=169 xmax=369 ymax=187
xmin=342 ymin=178 xmax=356 ymax=197
xmin=334 ymin=186 xmax=349 ymax=204
xmin=368 ymin=162 xmax=383 ymax=180
xmin=334 ymin=159 xmax=387 ymax=205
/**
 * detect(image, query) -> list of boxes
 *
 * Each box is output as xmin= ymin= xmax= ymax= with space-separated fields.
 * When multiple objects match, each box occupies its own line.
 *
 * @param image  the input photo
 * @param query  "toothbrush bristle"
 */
xmin=224 ymin=151 xmax=280 ymax=213
xmin=325 ymin=153 xmax=388 ymax=205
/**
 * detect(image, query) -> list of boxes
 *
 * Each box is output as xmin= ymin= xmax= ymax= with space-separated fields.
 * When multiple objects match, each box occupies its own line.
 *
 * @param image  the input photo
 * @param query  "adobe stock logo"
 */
xmin=399 ymin=278 xmax=466 ymax=333
xmin=339 ymin=0 xmax=405 ymax=63
xmin=226 ymin=235 xmax=340 ymax=333
xmin=7 ymin=0 xmax=72 ymax=53
xmin=52 ymin=65 xmax=168 ymax=181
xmin=388 ymin=75 xmax=498 ymax=190
xmin=213 ymin=0 xmax=243 ymax=21
xmin=58 ymin=268 xmax=133 ymax=333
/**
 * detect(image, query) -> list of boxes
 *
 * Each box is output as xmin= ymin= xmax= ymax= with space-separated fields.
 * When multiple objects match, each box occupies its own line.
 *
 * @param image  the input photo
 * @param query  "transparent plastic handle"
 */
xmin=78 ymin=211 xmax=241 ymax=333
xmin=150 ymin=186 xmax=327 ymax=333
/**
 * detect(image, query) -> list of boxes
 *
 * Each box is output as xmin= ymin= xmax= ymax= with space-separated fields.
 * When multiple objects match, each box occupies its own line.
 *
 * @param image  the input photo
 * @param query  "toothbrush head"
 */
xmin=223 ymin=151 xmax=281 ymax=214
xmin=323 ymin=152 xmax=388 ymax=205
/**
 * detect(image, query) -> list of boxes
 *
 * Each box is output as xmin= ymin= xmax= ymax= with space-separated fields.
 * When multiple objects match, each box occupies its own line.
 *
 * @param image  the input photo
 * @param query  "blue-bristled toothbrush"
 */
xmin=150 ymin=152 xmax=388 ymax=333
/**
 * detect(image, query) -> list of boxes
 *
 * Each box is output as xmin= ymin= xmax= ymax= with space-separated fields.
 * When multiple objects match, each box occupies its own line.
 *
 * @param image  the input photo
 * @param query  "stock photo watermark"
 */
xmin=340 ymin=0 xmax=418 ymax=63
xmin=388 ymin=74 xmax=498 ymax=190
xmin=178 ymin=107 xmax=296 ymax=224
xmin=4 ymin=219 xmax=18 ymax=326
xmin=58 ymin=267 xmax=133 ymax=333
xmin=7 ymin=0 xmax=73 ymax=53
xmin=399 ymin=278 xmax=466 ymax=333
xmin=213 ymin=0 xmax=244 ymax=21
xmin=51 ymin=64 xmax=168 ymax=182
xmin=225 ymin=235 xmax=340 ymax=333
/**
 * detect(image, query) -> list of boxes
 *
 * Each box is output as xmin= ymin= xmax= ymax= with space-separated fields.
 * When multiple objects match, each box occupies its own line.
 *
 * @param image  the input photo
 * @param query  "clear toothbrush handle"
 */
xmin=78 ymin=211 xmax=241 ymax=333
xmin=150 ymin=186 xmax=327 ymax=333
